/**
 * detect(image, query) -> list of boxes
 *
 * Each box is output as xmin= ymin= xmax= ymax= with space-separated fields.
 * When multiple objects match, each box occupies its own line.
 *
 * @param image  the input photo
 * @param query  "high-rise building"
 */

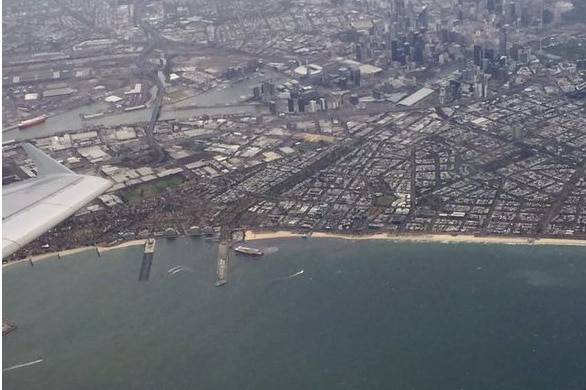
xmin=391 ymin=40 xmax=400 ymax=62
xmin=482 ymin=73 xmax=490 ymax=98
xmin=298 ymin=98 xmax=305 ymax=112
xmin=355 ymin=44 xmax=363 ymax=62
xmin=309 ymin=100 xmax=317 ymax=113
xmin=499 ymin=26 xmax=508 ymax=57
xmin=520 ymin=5 xmax=532 ymax=27
xmin=518 ymin=48 xmax=531 ymax=64
xmin=418 ymin=6 xmax=428 ymax=30
xmin=495 ymin=0 xmax=503 ymax=14
xmin=269 ymin=101 xmax=277 ymax=115
xmin=504 ymin=2 xmax=516 ymax=24
xmin=412 ymin=32 xmax=424 ymax=64
xmin=474 ymin=45 xmax=483 ymax=66
xmin=287 ymin=98 xmax=295 ymax=112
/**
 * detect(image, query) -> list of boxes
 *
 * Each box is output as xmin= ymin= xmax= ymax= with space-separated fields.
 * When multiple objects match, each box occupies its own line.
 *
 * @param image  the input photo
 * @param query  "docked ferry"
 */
xmin=234 ymin=246 xmax=263 ymax=256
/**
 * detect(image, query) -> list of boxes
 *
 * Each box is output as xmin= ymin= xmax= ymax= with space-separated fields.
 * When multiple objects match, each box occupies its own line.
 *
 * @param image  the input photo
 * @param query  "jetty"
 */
xmin=138 ymin=239 xmax=156 ymax=281
xmin=216 ymin=242 xmax=228 ymax=287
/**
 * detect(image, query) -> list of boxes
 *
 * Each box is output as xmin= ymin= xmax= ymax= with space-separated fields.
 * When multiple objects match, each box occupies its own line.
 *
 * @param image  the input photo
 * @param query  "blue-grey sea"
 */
xmin=3 ymin=238 xmax=586 ymax=389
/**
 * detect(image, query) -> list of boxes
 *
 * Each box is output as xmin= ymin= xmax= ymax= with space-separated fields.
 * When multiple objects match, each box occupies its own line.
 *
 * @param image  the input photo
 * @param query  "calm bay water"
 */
xmin=3 ymin=238 xmax=586 ymax=389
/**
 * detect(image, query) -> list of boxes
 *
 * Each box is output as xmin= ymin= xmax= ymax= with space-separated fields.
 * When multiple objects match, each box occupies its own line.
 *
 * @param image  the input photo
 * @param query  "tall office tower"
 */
xmin=391 ymin=39 xmax=400 ymax=61
xmin=355 ymin=44 xmax=363 ymax=62
xmin=269 ymin=101 xmax=277 ymax=115
xmin=395 ymin=0 xmax=405 ymax=15
xmin=487 ymin=0 xmax=495 ymax=13
xmin=504 ymin=2 xmax=516 ymax=24
xmin=495 ymin=0 xmax=503 ymax=14
xmin=518 ymin=47 xmax=531 ymax=64
xmin=482 ymin=73 xmax=490 ymax=98
xmin=354 ymin=69 xmax=361 ymax=87
xmin=449 ymin=80 xmax=462 ymax=99
xmin=320 ymin=98 xmax=327 ymax=111
xmin=473 ymin=44 xmax=483 ymax=66
xmin=520 ymin=5 xmax=532 ymax=27
xmin=298 ymin=98 xmax=305 ymax=112
xmin=418 ymin=6 xmax=428 ymax=30
xmin=253 ymin=86 xmax=261 ymax=101
xmin=288 ymin=98 xmax=295 ymax=112
xmin=499 ymin=25 xmax=508 ymax=57
xmin=412 ymin=32 xmax=424 ymax=64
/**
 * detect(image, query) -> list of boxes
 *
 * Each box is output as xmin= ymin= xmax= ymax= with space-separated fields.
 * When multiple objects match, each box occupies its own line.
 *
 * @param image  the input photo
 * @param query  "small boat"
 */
xmin=234 ymin=246 xmax=263 ymax=256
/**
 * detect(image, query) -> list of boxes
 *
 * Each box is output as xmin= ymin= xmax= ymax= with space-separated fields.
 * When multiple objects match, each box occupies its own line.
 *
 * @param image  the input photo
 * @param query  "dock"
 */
xmin=216 ymin=242 xmax=228 ymax=287
xmin=138 ymin=239 xmax=156 ymax=281
xmin=3 ymin=320 xmax=17 ymax=336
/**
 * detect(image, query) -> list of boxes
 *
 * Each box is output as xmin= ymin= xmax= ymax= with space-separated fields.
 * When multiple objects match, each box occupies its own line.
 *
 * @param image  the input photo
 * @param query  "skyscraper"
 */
xmin=474 ymin=45 xmax=483 ymax=66
xmin=499 ymin=26 xmax=508 ymax=57
xmin=355 ymin=44 xmax=363 ymax=62
xmin=288 ymin=98 xmax=295 ymax=112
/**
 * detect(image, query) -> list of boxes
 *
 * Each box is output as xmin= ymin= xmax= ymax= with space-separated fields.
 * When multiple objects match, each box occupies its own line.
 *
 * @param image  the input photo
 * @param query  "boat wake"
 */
xmin=261 ymin=246 xmax=279 ymax=255
xmin=167 ymin=266 xmax=194 ymax=275
xmin=3 ymin=359 xmax=43 ymax=372
xmin=284 ymin=269 xmax=304 ymax=280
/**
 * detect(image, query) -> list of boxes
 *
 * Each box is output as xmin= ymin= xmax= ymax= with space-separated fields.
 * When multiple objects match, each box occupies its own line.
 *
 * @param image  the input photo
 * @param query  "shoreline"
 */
xmin=4 ymin=231 xmax=586 ymax=268
xmin=243 ymin=230 xmax=586 ymax=247
xmin=2 ymin=239 xmax=146 ymax=269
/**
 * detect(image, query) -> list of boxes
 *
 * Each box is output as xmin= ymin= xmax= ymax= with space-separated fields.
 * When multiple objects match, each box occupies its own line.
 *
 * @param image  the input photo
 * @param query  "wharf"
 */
xmin=139 ymin=239 xmax=156 ymax=281
xmin=216 ymin=242 xmax=228 ymax=287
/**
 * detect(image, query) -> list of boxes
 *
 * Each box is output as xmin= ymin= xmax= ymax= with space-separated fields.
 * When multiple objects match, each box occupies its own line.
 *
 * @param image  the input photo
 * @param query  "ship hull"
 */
xmin=234 ymin=246 xmax=263 ymax=256
xmin=18 ymin=116 xmax=47 ymax=129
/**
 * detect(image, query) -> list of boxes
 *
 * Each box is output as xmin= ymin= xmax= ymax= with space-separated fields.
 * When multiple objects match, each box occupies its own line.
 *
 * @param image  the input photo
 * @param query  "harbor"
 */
xmin=138 ymin=239 xmax=156 ymax=281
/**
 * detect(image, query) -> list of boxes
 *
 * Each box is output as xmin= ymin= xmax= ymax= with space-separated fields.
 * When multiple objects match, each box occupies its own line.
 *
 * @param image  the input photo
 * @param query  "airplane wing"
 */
xmin=2 ymin=143 xmax=112 ymax=258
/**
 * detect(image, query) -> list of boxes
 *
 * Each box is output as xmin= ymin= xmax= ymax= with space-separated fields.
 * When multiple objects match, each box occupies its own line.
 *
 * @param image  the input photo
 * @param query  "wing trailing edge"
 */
xmin=2 ymin=144 xmax=112 ymax=259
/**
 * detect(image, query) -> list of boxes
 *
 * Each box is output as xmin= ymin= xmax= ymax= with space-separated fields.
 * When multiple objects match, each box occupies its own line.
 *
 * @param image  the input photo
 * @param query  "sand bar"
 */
xmin=244 ymin=230 xmax=586 ymax=247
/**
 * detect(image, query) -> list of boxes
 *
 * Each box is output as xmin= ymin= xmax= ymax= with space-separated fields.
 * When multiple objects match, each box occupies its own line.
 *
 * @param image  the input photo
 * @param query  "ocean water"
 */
xmin=3 ymin=238 xmax=586 ymax=389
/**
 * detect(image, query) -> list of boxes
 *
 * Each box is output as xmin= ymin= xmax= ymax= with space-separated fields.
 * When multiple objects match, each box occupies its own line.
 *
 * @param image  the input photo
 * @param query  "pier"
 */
xmin=216 ymin=242 xmax=228 ymax=287
xmin=138 ymin=239 xmax=156 ymax=281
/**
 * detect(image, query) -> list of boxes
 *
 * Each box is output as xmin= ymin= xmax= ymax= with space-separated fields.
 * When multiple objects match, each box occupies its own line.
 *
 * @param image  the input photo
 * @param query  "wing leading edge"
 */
xmin=2 ymin=144 xmax=112 ymax=258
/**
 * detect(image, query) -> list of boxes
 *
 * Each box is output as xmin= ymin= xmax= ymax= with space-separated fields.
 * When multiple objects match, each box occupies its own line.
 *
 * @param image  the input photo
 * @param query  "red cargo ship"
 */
xmin=18 ymin=115 xmax=47 ymax=129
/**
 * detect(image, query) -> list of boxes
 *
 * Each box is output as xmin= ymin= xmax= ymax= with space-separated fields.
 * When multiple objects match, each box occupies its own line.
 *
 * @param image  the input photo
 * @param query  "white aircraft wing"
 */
xmin=2 ymin=144 xmax=112 ymax=258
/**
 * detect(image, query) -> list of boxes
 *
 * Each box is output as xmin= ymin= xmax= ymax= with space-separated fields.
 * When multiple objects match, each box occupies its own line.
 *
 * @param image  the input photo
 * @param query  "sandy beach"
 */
xmin=4 ymin=231 xmax=585 ymax=269
xmin=2 ymin=239 xmax=146 ymax=268
xmin=244 ymin=230 xmax=586 ymax=247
